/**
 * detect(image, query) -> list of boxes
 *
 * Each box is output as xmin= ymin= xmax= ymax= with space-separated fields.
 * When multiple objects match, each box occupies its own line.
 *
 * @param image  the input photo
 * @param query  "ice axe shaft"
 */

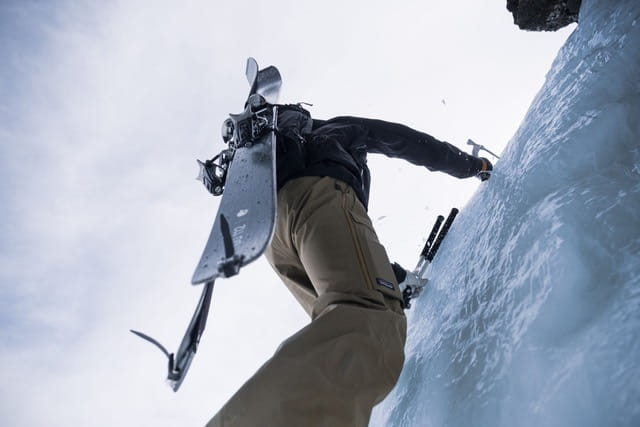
xmin=467 ymin=139 xmax=500 ymax=159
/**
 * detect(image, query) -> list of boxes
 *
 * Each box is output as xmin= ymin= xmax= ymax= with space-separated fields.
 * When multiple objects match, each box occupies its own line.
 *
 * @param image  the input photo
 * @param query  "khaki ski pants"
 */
xmin=206 ymin=177 xmax=407 ymax=427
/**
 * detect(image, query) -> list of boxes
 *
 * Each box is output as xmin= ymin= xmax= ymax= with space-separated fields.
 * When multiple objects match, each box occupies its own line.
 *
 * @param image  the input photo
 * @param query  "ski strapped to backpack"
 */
xmin=398 ymin=207 xmax=459 ymax=309
xmin=130 ymin=58 xmax=282 ymax=391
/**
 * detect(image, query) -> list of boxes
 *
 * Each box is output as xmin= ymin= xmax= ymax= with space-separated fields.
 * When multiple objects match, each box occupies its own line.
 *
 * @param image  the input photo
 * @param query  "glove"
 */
xmin=476 ymin=157 xmax=493 ymax=181
xmin=391 ymin=262 xmax=408 ymax=284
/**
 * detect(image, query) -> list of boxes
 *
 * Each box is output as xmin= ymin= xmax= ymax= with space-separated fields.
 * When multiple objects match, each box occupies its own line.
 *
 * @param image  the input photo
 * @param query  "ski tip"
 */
xmin=246 ymin=57 xmax=259 ymax=86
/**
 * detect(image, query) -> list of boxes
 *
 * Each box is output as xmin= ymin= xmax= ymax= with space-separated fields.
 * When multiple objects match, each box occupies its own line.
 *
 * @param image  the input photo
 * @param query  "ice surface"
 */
xmin=372 ymin=0 xmax=640 ymax=426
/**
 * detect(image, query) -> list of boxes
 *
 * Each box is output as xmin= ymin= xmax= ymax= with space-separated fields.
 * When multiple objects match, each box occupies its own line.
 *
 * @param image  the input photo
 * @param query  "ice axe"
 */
xmin=398 ymin=207 xmax=459 ymax=309
xmin=467 ymin=139 xmax=500 ymax=159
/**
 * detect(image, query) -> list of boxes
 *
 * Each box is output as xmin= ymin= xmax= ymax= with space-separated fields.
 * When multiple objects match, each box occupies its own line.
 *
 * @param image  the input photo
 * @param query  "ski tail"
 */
xmin=130 ymin=281 xmax=215 ymax=391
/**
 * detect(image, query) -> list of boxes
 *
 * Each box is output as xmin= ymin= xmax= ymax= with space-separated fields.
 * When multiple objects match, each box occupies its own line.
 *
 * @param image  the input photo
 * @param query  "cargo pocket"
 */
xmin=346 ymin=207 xmax=404 ymax=304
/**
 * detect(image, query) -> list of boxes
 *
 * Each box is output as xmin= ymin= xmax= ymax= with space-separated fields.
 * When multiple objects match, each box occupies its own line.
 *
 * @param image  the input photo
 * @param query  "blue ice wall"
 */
xmin=372 ymin=1 xmax=640 ymax=426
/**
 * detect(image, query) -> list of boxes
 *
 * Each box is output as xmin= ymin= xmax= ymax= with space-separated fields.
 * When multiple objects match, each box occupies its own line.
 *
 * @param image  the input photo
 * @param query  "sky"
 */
xmin=0 ymin=1 xmax=574 ymax=425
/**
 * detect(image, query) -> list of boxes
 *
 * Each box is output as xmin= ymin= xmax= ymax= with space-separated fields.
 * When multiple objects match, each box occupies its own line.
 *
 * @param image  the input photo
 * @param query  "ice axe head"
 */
xmin=467 ymin=139 xmax=481 ymax=157
xmin=467 ymin=139 xmax=500 ymax=159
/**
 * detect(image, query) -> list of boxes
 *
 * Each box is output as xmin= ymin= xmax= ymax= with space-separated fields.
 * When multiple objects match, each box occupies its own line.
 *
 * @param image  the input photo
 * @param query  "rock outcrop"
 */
xmin=507 ymin=0 xmax=581 ymax=31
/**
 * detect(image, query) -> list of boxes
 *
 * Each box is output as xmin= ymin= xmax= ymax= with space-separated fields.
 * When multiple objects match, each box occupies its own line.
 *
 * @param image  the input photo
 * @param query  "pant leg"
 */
xmin=206 ymin=177 xmax=406 ymax=427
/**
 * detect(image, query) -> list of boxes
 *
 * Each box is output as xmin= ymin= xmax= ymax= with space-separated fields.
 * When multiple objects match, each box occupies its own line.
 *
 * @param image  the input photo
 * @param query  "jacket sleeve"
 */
xmin=326 ymin=116 xmax=483 ymax=179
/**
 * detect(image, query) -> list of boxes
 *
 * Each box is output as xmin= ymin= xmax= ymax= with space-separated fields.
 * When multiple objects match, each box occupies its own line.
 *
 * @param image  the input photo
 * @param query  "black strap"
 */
xmin=130 ymin=280 xmax=215 ymax=391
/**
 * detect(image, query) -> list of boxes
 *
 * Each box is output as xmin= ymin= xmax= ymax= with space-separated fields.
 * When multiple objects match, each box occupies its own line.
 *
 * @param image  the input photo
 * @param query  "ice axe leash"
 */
xmin=130 ymin=281 xmax=214 ymax=391
xmin=400 ymin=207 xmax=459 ymax=309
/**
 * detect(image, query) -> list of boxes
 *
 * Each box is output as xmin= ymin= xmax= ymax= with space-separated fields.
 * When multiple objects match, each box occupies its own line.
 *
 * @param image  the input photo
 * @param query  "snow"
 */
xmin=371 ymin=0 xmax=640 ymax=426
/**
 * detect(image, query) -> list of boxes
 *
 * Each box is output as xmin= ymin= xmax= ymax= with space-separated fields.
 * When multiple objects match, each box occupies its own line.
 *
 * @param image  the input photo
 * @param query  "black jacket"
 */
xmin=275 ymin=106 xmax=484 ymax=209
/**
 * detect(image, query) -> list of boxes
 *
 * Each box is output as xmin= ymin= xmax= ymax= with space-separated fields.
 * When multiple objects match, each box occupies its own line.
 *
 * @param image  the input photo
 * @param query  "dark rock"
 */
xmin=507 ymin=0 xmax=581 ymax=31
